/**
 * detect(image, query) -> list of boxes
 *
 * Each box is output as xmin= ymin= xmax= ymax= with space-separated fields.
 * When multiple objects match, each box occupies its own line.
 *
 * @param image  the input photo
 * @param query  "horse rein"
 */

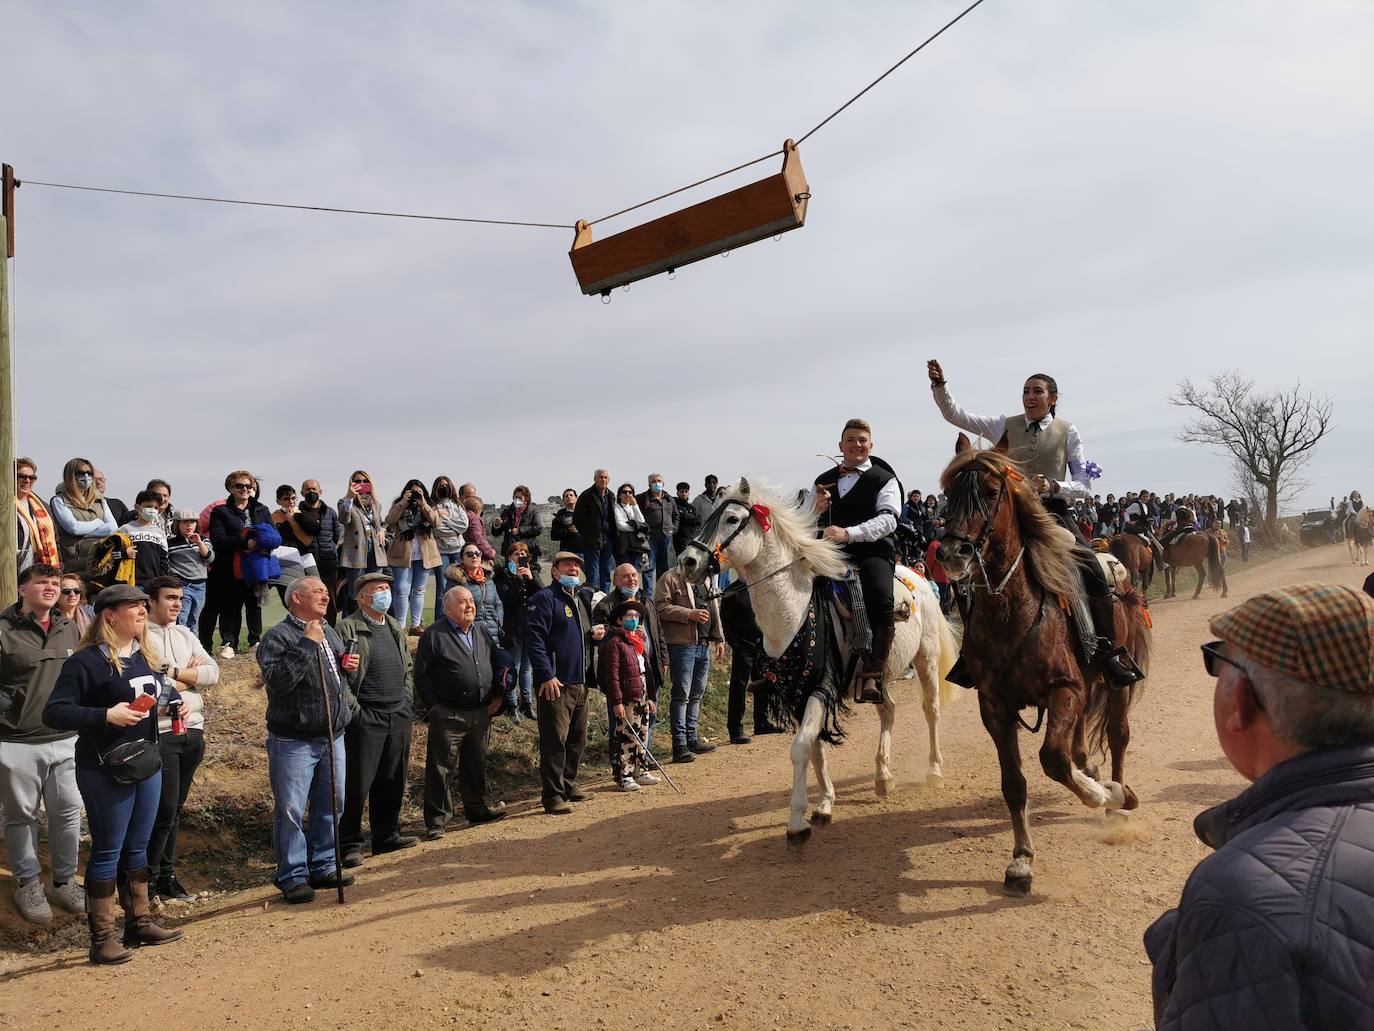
xmin=944 ymin=469 xmax=1025 ymax=598
xmin=687 ymin=498 xmax=806 ymax=601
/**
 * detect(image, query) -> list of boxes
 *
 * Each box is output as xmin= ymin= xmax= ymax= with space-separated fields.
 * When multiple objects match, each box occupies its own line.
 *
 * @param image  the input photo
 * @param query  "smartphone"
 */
xmin=129 ymin=693 xmax=157 ymax=713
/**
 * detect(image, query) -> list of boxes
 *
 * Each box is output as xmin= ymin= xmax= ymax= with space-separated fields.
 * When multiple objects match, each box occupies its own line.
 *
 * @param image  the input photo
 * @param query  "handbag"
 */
xmin=99 ymin=738 xmax=162 ymax=785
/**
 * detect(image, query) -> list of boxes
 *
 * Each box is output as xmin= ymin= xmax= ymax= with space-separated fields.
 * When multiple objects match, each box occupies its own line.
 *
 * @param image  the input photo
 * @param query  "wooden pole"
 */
xmin=0 ymin=212 xmax=15 ymax=606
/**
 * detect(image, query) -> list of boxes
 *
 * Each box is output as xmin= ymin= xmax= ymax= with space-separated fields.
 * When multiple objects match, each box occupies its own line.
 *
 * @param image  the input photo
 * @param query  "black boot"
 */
xmin=1088 ymin=595 xmax=1144 ymax=689
xmin=945 ymin=655 xmax=977 ymax=689
xmin=855 ymin=625 xmax=894 ymax=703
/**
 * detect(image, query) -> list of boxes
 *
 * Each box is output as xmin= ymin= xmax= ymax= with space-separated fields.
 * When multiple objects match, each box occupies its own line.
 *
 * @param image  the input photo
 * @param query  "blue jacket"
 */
xmin=525 ymin=583 xmax=597 ymax=688
xmin=1144 ymin=743 xmax=1374 ymax=1029
xmin=240 ymin=523 xmax=283 ymax=585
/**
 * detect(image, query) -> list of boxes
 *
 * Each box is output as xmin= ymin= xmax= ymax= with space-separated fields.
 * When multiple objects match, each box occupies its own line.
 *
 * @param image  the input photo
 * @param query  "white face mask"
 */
xmin=139 ymin=508 xmax=160 ymax=522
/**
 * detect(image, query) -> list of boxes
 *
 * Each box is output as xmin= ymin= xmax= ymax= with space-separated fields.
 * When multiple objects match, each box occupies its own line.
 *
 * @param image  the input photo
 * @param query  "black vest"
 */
xmin=815 ymin=462 xmax=897 ymax=563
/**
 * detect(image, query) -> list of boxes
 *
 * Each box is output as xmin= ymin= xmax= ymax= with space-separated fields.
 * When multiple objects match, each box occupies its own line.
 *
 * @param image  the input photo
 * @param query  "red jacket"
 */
xmin=598 ymin=629 xmax=653 ymax=707
xmin=925 ymin=540 xmax=950 ymax=585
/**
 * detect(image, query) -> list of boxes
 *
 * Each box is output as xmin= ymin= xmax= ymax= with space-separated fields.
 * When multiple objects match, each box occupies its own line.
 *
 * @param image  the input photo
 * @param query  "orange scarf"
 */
xmin=16 ymin=496 xmax=60 ymax=567
xmin=464 ymin=564 xmax=486 ymax=585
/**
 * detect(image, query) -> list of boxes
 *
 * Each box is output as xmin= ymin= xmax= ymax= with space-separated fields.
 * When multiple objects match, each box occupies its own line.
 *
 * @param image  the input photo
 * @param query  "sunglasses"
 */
xmin=15 ymin=473 xmax=36 ymax=482
xmin=462 ymin=551 xmax=481 ymax=558
xmin=351 ymin=478 xmax=368 ymax=485
xmin=231 ymin=482 xmax=253 ymax=490
xmin=1201 ymin=640 xmax=1248 ymax=679
xmin=60 ymin=587 xmax=84 ymax=596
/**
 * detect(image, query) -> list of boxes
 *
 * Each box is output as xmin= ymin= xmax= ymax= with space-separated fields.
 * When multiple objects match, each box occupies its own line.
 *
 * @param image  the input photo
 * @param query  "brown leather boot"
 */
xmin=117 ymin=868 xmax=184 ymax=948
xmin=86 ymin=878 xmax=133 ymax=965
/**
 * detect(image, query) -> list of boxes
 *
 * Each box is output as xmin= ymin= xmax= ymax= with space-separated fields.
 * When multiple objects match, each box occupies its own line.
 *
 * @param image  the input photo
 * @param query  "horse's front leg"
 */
xmin=810 ymin=738 xmax=835 ymax=826
xmin=978 ymin=692 xmax=1034 ymax=896
xmin=786 ymin=695 xmax=825 ymax=847
xmin=1192 ymin=564 xmax=1205 ymax=600
xmin=919 ymin=659 xmax=944 ymax=786
xmin=874 ymin=695 xmax=896 ymax=796
xmin=1106 ymin=686 xmax=1138 ymax=813
xmin=1039 ymin=684 xmax=1126 ymax=811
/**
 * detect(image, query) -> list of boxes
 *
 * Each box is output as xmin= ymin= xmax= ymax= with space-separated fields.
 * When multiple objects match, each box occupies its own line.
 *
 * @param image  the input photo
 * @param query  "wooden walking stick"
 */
xmin=315 ymin=648 xmax=346 ymax=905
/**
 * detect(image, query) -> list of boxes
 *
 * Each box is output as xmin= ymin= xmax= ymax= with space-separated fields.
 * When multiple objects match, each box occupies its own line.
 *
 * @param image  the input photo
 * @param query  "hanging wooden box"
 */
xmin=570 ymin=141 xmax=810 ymax=296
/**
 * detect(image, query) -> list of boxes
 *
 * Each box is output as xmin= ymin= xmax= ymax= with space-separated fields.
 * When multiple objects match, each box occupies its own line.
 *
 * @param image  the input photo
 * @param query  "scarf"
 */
xmin=624 ymin=627 xmax=646 ymax=656
xmin=464 ymin=564 xmax=486 ymax=585
xmin=16 ymin=496 xmax=60 ymax=567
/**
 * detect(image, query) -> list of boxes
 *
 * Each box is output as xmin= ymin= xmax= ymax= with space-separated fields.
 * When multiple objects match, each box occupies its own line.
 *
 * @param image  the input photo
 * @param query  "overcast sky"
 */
xmin=7 ymin=1 xmax=1371 ymax=513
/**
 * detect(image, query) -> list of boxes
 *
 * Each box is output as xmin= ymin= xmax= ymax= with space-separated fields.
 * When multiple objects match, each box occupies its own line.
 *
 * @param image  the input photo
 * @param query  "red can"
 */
xmin=169 ymin=700 xmax=187 ymax=736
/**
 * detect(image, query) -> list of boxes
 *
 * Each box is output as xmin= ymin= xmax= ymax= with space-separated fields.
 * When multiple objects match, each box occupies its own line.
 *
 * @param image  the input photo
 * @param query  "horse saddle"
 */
xmin=1161 ymin=527 xmax=1196 ymax=548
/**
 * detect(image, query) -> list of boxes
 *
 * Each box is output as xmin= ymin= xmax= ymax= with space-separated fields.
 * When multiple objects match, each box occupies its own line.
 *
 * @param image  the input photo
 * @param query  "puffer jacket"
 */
xmin=443 ymin=567 xmax=504 ymax=644
xmin=1144 ymin=743 xmax=1374 ymax=1030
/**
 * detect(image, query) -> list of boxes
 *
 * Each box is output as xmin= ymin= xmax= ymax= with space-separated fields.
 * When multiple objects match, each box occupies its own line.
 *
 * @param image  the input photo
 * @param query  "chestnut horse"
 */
xmin=1161 ymin=528 xmax=1227 ymax=599
xmin=937 ymin=435 xmax=1151 ymax=896
xmin=1108 ymin=533 xmax=1155 ymax=593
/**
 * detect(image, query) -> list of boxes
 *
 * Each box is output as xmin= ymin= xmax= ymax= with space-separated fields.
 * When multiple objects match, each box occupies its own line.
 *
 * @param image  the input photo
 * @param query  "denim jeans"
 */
xmin=0 ymin=738 xmax=81 ymax=883
xmin=503 ymin=635 xmax=535 ymax=708
xmin=176 ymin=580 xmax=207 ymax=633
xmin=434 ymin=552 xmax=462 ymax=623
xmin=267 ymin=732 xmax=345 ymax=890
xmin=644 ymin=536 xmax=671 ymax=593
xmin=668 ymin=644 xmax=711 ymax=748
xmin=583 ymin=541 xmax=616 ymax=592
xmin=76 ymin=764 xmax=162 ymax=882
xmin=390 ymin=559 xmax=432 ymax=628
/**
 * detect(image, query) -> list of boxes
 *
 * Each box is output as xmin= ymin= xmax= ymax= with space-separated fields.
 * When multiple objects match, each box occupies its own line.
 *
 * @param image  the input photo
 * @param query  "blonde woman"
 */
xmin=49 ymin=457 xmax=118 ymax=574
xmin=44 ymin=585 xmax=184 ymax=965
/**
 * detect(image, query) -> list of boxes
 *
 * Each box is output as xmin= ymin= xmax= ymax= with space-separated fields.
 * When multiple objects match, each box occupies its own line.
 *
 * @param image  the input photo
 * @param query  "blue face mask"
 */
xmin=620 ymin=584 xmax=637 ymax=595
xmin=650 ymin=482 xmax=664 ymax=493
xmin=507 ymin=560 xmax=518 ymax=574
xmin=370 ymin=589 xmax=392 ymax=612
xmin=75 ymin=473 xmax=94 ymax=489
xmin=558 ymin=575 xmax=579 ymax=589
xmin=622 ymin=617 xmax=640 ymax=632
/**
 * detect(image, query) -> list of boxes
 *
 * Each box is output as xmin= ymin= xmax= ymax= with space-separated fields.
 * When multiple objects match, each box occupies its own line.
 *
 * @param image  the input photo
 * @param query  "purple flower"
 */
xmin=1084 ymin=461 xmax=1103 ymax=481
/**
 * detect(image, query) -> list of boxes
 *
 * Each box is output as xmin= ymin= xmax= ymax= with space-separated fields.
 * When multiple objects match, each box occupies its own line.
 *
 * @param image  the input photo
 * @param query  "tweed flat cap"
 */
xmin=551 ymin=551 xmax=584 ymax=567
xmin=354 ymin=570 xmax=393 ymax=590
xmin=1210 ymin=582 xmax=1374 ymax=695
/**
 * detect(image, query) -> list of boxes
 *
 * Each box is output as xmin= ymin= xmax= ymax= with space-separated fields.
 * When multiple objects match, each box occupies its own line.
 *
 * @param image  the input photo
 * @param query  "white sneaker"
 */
xmin=49 ymin=880 xmax=85 ymax=914
xmin=14 ymin=880 xmax=52 ymax=925
xmin=219 ymin=645 xmax=235 ymax=660
xmin=618 ymin=777 xmax=640 ymax=792
xmin=635 ymin=772 xmax=660 ymax=786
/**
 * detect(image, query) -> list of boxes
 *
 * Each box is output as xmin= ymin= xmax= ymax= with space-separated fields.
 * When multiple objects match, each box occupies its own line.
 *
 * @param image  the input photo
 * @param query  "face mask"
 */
xmin=139 ymin=508 xmax=159 ymax=522
xmin=558 ymin=575 xmax=579 ymax=589
xmin=620 ymin=584 xmax=637 ymax=595
xmin=304 ymin=491 xmax=319 ymax=505
xmin=75 ymin=473 xmax=94 ymax=489
xmin=650 ymin=483 xmax=663 ymax=493
xmin=370 ymin=589 xmax=392 ymax=612
xmin=622 ymin=617 xmax=640 ymax=632
xmin=507 ymin=560 xmax=518 ymax=574
xmin=512 ymin=497 xmax=523 ymax=506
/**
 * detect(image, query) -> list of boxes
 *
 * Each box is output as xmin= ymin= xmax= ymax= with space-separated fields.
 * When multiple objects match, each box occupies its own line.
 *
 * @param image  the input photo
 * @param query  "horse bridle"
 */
xmin=686 ymin=498 xmax=804 ymax=600
xmin=943 ymin=468 xmax=1025 ymax=598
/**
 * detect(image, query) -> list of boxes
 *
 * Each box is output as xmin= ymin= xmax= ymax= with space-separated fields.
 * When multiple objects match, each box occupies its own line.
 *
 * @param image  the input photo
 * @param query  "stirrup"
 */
xmin=1099 ymin=644 xmax=1144 ymax=689
xmin=855 ymin=674 xmax=884 ymax=704
xmin=945 ymin=656 xmax=977 ymax=689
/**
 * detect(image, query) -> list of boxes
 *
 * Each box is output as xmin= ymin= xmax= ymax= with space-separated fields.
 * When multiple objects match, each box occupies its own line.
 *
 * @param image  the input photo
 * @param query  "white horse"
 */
xmin=677 ymin=478 xmax=960 ymax=846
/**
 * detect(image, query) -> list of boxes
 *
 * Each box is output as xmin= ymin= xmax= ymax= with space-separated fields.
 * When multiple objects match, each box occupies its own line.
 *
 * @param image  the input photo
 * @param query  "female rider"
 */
xmin=926 ymin=359 xmax=1141 ymax=689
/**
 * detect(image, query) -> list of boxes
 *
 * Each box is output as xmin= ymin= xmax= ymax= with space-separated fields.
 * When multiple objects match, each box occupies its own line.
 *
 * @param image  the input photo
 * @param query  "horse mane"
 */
xmin=938 ymin=448 xmax=1082 ymax=603
xmin=720 ymin=481 xmax=850 ymax=581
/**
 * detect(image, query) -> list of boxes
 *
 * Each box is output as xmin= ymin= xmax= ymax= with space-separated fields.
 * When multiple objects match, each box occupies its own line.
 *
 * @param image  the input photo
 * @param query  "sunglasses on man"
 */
xmin=1201 ymin=640 xmax=1264 ymax=708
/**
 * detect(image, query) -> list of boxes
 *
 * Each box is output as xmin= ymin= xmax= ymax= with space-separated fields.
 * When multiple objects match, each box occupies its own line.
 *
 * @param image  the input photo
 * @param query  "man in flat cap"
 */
xmin=1145 ymin=583 xmax=1374 ymax=1029
xmin=336 ymin=571 xmax=418 ymax=867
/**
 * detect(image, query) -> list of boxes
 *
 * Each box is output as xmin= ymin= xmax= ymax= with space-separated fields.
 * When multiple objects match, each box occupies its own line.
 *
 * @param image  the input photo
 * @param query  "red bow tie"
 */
xmin=839 ymin=466 xmax=859 ymax=475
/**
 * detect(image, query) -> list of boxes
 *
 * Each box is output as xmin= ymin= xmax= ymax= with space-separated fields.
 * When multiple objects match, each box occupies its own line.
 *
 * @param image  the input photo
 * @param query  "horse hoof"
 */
xmin=809 ymin=810 xmax=832 ymax=827
xmin=786 ymin=827 xmax=812 ymax=848
xmin=925 ymin=772 xmax=945 ymax=789
xmin=874 ymin=777 xmax=894 ymax=798
xmin=1122 ymin=784 xmax=1139 ymax=811
xmin=1003 ymin=875 xmax=1033 ymax=897
xmin=1083 ymin=764 xmax=1100 ymax=782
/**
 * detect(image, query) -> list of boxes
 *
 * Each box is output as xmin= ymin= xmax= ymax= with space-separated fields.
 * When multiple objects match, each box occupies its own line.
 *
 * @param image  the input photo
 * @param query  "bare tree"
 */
xmin=1170 ymin=373 xmax=1334 ymax=536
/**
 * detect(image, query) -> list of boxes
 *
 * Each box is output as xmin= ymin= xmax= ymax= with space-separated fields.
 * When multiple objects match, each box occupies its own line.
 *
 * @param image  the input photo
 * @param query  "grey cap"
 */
xmin=92 ymin=584 xmax=151 ymax=613
xmin=355 ymin=571 xmax=394 ymax=590
xmin=171 ymin=508 xmax=199 ymax=523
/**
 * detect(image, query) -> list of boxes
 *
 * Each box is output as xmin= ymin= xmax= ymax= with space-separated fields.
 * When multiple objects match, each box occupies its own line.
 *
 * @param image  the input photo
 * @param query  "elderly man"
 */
xmin=636 ymin=474 xmax=676 ymax=593
xmin=594 ymin=563 xmax=667 ymax=753
xmin=415 ymin=587 xmax=509 ymax=839
xmin=526 ymin=552 xmax=602 ymax=814
xmin=256 ymin=577 xmax=356 ymax=904
xmin=337 ymin=572 xmax=418 ymax=866
xmin=573 ymin=469 xmax=616 ymax=592
xmin=1145 ymin=583 xmax=1374 ymax=1028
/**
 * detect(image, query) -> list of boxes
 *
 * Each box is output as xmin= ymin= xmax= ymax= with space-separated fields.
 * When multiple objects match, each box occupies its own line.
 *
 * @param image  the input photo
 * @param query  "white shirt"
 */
xmin=932 ymin=384 xmax=1091 ymax=500
xmin=805 ymin=459 xmax=901 ymax=544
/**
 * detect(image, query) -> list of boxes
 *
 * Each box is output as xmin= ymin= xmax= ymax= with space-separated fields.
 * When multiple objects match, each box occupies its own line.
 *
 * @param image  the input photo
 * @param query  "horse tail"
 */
xmin=1206 ymin=535 xmax=1224 ymax=590
xmin=934 ymin=601 xmax=962 ymax=710
xmin=1085 ymin=588 xmax=1150 ymax=758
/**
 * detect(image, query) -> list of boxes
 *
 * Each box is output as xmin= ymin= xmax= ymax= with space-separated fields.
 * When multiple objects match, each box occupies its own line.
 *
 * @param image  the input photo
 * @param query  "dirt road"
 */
xmin=1 ymin=546 xmax=1363 ymax=1030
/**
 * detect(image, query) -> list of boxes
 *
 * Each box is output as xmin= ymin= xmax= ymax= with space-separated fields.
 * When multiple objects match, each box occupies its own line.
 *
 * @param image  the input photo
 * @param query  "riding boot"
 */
xmin=1088 ymin=594 xmax=1144 ymax=689
xmin=945 ymin=654 xmax=977 ymax=689
xmin=856 ymin=625 xmax=894 ymax=704
xmin=117 ymin=868 xmax=184 ymax=948
xmin=86 ymin=878 xmax=132 ymax=965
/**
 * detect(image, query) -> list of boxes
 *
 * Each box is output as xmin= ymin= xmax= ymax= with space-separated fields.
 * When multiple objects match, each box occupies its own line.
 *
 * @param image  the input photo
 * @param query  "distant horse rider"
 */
xmin=928 ymin=359 xmax=1143 ymax=690
xmin=809 ymin=419 xmax=901 ymax=704
xmin=1123 ymin=493 xmax=1166 ymax=570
